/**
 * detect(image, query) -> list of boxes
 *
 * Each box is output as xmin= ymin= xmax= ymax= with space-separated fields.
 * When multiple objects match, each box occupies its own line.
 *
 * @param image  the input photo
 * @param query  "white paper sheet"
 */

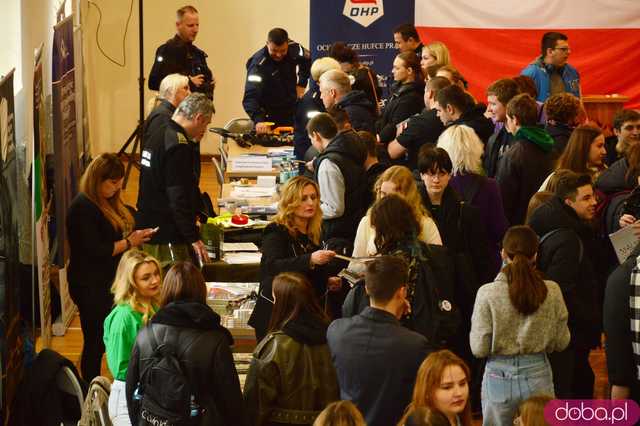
xmin=609 ymin=225 xmax=640 ymax=264
xmin=229 ymin=155 xmax=273 ymax=172
xmin=230 ymin=186 xmax=276 ymax=198
xmin=224 ymin=252 xmax=263 ymax=264
xmin=222 ymin=242 xmax=259 ymax=252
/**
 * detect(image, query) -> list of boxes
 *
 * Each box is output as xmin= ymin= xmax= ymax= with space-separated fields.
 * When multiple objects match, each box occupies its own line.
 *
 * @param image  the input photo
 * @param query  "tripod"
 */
xmin=117 ymin=0 xmax=145 ymax=189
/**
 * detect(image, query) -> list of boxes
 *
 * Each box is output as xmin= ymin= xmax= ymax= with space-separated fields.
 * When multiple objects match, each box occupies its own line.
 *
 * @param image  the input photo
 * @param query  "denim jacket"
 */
xmin=521 ymin=56 xmax=580 ymax=102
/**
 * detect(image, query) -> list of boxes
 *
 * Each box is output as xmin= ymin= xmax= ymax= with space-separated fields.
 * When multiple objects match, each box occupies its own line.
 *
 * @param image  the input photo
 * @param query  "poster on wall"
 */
xmin=0 ymin=68 xmax=22 ymax=417
xmin=310 ymin=0 xmax=414 ymax=93
xmin=52 ymin=15 xmax=77 ymax=336
xmin=34 ymin=45 xmax=52 ymax=348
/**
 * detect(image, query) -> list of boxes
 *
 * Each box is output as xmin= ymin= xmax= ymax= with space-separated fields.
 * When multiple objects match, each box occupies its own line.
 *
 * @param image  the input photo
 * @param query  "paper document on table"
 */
xmin=230 ymin=155 xmax=273 ymax=172
xmin=222 ymin=242 xmax=259 ymax=252
xmin=257 ymin=175 xmax=277 ymax=187
xmin=224 ymin=252 xmax=262 ymax=264
xmin=609 ymin=225 xmax=640 ymax=264
xmin=231 ymin=186 xmax=276 ymax=198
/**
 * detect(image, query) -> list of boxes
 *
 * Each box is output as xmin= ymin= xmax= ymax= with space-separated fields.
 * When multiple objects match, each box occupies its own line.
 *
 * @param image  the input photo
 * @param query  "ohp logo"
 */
xmin=343 ymin=0 xmax=384 ymax=28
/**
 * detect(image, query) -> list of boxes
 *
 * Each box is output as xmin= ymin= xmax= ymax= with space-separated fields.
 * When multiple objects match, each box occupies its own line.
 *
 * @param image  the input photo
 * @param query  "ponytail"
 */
xmin=502 ymin=226 xmax=548 ymax=316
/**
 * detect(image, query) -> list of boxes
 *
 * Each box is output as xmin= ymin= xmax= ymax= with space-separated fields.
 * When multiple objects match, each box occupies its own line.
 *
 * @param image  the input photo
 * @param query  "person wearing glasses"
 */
xmin=521 ymin=32 xmax=580 ymax=102
xmin=248 ymin=176 xmax=340 ymax=342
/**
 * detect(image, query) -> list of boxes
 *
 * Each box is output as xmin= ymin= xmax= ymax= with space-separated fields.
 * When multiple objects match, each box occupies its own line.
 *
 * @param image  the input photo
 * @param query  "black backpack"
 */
xmin=134 ymin=325 xmax=201 ymax=426
xmin=412 ymin=243 xmax=462 ymax=348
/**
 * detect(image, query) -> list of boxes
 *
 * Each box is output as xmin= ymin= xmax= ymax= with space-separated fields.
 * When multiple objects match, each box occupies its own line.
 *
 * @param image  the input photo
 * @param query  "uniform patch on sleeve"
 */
xmin=177 ymin=133 xmax=188 ymax=144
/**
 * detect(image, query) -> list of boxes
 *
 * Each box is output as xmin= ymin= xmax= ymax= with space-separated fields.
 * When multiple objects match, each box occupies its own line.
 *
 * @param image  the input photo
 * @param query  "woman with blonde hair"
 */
xmin=399 ymin=350 xmax=473 ymax=426
xmin=103 ymin=250 xmax=161 ymax=425
xmin=249 ymin=176 xmax=339 ymax=341
xmin=295 ymin=57 xmax=342 ymax=160
xmin=313 ymin=401 xmax=365 ymax=426
xmin=67 ymin=153 xmax=156 ymax=381
xmin=420 ymin=41 xmax=451 ymax=76
xmin=437 ymin=124 xmax=508 ymax=277
xmin=350 ymin=165 xmax=441 ymax=273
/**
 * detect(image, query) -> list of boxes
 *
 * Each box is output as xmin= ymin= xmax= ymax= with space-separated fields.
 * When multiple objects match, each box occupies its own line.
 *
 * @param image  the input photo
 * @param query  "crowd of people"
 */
xmin=63 ymin=5 xmax=640 ymax=426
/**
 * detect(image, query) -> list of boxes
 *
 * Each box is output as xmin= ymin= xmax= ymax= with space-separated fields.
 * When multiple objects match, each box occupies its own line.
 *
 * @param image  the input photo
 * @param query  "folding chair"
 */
xmin=219 ymin=117 xmax=254 ymax=171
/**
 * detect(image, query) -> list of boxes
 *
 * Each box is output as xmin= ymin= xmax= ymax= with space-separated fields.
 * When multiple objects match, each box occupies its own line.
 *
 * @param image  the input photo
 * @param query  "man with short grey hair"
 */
xmin=319 ymin=69 xmax=376 ymax=133
xmin=143 ymin=73 xmax=191 ymax=144
xmin=136 ymin=93 xmax=214 ymax=268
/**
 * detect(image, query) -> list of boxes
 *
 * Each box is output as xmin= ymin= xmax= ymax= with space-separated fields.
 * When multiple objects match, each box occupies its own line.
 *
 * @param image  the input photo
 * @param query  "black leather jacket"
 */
xmin=244 ymin=312 xmax=339 ymax=425
xmin=126 ymin=301 xmax=247 ymax=426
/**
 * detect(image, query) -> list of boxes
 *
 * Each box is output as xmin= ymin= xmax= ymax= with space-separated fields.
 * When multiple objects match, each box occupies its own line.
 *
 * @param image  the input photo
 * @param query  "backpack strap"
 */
xmin=539 ymin=228 xmax=583 ymax=263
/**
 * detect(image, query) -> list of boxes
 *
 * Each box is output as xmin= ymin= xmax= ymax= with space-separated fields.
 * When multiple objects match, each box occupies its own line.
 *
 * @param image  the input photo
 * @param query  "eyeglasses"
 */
xmin=554 ymin=47 xmax=571 ymax=52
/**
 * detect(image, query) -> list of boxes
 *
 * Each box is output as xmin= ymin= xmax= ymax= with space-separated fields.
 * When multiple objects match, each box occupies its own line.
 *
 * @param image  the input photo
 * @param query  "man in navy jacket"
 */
xmin=327 ymin=256 xmax=432 ymax=426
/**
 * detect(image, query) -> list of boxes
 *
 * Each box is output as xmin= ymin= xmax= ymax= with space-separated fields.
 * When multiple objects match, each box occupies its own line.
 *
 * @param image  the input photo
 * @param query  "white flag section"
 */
xmin=415 ymin=0 xmax=640 ymax=108
xmin=416 ymin=0 xmax=640 ymax=29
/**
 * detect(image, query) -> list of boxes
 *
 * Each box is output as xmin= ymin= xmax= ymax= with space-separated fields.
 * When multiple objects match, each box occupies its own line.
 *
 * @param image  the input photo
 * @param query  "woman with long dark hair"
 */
xmin=376 ymin=52 xmax=425 ymax=143
xmin=470 ymin=226 xmax=570 ymax=425
xmin=540 ymin=125 xmax=606 ymax=190
xmin=125 ymin=262 xmax=245 ymax=426
xmin=67 ymin=153 xmax=155 ymax=381
xmin=350 ymin=165 xmax=441 ymax=275
xmin=244 ymin=272 xmax=339 ymax=425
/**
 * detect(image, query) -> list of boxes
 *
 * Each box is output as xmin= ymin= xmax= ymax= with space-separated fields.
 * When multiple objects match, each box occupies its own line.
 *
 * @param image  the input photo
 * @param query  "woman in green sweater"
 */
xmin=103 ymin=250 xmax=162 ymax=425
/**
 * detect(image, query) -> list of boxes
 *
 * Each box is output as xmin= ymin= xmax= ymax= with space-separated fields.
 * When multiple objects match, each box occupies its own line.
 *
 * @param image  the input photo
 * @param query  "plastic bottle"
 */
xmin=201 ymin=218 xmax=223 ymax=261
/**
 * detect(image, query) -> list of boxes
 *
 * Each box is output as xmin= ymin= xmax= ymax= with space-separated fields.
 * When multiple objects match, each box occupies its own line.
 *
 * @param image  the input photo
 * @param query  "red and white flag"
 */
xmin=415 ymin=0 xmax=640 ymax=108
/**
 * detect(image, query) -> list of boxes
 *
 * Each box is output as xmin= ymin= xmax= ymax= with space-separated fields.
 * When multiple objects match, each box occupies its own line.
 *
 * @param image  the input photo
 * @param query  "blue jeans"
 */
xmin=481 ymin=353 xmax=555 ymax=426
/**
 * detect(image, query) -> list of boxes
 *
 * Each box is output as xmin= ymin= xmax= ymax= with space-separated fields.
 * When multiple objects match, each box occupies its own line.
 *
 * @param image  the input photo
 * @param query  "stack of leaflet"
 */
xmin=267 ymin=146 xmax=295 ymax=168
xmin=223 ymin=242 xmax=262 ymax=264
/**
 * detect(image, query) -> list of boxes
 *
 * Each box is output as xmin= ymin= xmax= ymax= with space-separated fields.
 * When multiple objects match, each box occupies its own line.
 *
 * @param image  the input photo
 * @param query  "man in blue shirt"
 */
xmin=521 ymin=32 xmax=581 ymax=102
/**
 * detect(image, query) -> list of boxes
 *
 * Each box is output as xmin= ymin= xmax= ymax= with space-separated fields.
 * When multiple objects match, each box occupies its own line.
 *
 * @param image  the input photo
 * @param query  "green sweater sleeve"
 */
xmin=103 ymin=304 xmax=144 ymax=380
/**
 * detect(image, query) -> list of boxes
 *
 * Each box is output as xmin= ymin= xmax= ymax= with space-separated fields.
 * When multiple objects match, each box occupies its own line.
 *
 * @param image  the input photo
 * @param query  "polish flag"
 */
xmin=415 ymin=0 xmax=640 ymax=108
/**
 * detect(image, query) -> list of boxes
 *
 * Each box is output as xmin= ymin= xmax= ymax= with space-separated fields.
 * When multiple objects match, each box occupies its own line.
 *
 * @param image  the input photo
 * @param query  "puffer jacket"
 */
xmin=125 ymin=301 xmax=247 ymax=426
xmin=527 ymin=197 xmax=601 ymax=348
xmin=336 ymin=89 xmax=377 ymax=134
xmin=496 ymin=126 xmax=554 ymax=225
xmin=596 ymin=157 xmax=634 ymax=195
xmin=376 ymin=81 xmax=424 ymax=143
xmin=244 ymin=312 xmax=339 ymax=425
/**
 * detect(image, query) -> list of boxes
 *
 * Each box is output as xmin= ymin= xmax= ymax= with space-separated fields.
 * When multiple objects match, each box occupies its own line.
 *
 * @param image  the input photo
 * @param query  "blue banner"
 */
xmin=310 ymin=0 xmax=415 ymax=90
xmin=52 ymin=15 xmax=78 ymax=267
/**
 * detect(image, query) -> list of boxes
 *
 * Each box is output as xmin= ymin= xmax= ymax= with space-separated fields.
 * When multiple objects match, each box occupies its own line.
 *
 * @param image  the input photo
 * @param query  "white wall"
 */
xmin=82 ymin=0 xmax=310 ymax=155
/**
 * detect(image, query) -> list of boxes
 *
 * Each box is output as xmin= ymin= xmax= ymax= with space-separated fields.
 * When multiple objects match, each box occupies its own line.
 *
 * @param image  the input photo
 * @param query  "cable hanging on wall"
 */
xmin=86 ymin=0 xmax=135 ymax=67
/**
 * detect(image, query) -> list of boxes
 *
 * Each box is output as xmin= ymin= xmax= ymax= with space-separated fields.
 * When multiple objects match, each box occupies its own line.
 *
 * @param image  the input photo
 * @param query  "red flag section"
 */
xmin=415 ymin=0 xmax=640 ymax=109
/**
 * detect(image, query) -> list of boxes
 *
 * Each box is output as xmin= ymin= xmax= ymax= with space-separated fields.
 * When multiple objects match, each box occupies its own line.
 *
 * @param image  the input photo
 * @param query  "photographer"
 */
xmin=148 ymin=6 xmax=215 ymax=100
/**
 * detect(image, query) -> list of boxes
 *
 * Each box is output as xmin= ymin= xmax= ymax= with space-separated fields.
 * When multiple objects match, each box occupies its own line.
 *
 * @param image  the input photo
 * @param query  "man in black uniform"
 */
xmin=148 ymin=5 xmax=215 ymax=100
xmin=136 ymin=93 xmax=214 ymax=269
xmin=243 ymin=27 xmax=311 ymax=134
